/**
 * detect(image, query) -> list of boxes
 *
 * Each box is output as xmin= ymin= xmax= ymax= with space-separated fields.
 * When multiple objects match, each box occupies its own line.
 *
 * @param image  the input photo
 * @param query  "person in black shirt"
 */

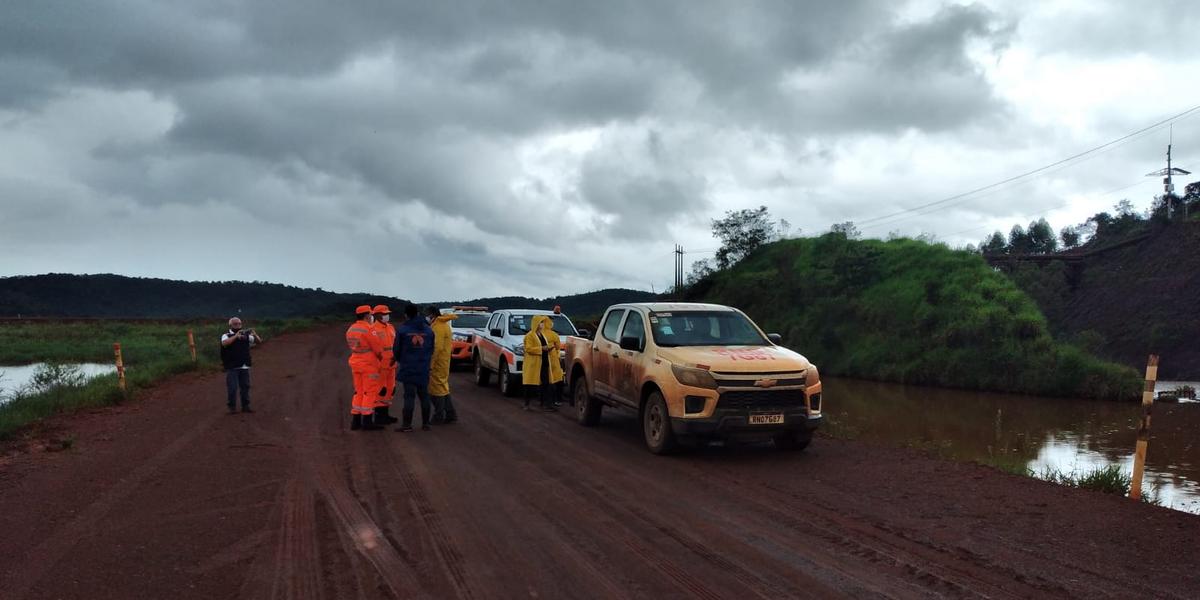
xmin=220 ymin=317 xmax=264 ymax=414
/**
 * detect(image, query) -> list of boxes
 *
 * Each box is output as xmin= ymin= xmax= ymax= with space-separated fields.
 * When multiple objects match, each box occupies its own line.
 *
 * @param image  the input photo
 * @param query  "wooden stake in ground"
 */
xmin=113 ymin=342 xmax=127 ymax=392
xmin=1130 ymin=354 xmax=1158 ymax=501
xmin=187 ymin=330 xmax=197 ymax=362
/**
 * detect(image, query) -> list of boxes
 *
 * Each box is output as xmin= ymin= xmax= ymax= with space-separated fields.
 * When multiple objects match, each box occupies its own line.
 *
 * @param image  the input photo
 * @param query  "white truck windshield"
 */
xmin=508 ymin=314 xmax=577 ymax=336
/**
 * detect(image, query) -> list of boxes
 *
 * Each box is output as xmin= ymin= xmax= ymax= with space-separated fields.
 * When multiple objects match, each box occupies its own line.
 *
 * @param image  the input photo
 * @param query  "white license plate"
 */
xmin=749 ymin=413 xmax=784 ymax=425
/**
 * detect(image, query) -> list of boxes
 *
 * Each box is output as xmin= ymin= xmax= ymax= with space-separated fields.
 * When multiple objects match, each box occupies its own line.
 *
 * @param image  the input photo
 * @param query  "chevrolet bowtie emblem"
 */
xmin=754 ymin=378 xmax=778 ymax=388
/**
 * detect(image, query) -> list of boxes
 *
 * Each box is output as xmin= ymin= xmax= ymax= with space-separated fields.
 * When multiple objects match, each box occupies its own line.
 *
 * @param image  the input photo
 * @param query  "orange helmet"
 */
xmin=355 ymin=305 xmax=372 ymax=315
xmin=373 ymin=304 xmax=390 ymax=314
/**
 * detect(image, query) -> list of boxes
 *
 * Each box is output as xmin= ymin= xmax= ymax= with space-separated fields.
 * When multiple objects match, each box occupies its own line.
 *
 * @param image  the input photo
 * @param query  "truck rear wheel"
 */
xmin=473 ymin=353 xmax=491 ymax=387
xmin=574 ymin=379 xmax=601 ymax=426
xmin=642 ymin=391 xmax=678 ymax=455
xmin=774 ymin=430 xmax=813 ymax=451
xmin=499 ymin=360 xmax=518 ymax=397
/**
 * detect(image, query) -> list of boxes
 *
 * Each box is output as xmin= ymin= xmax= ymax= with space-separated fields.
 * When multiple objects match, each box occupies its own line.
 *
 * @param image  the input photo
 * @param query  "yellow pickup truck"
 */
xmin=563 ymin=302 xmax=823 ymax=454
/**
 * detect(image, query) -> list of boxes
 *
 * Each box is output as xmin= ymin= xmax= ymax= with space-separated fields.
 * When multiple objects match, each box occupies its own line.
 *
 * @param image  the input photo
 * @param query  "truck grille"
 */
xmin=715 ymin=377 xmax=806 ymax=388
xmin=718 ymin=389 xmax=807 ymax=410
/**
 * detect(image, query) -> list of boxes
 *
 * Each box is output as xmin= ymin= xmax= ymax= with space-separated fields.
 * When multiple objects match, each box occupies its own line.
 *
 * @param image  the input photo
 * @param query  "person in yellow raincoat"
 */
xmin=425 ymin=306 xmax=459 ymax=424
xmin=522 ymin=315 xmax=563 ymax=412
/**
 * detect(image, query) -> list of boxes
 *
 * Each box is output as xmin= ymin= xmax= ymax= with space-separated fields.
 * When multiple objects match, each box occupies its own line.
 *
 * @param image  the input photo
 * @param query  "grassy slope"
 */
xmin=0 ymin=318 xmax=319 ymax=439
xmin=686 ymin=234 xmax=1141 ymax=400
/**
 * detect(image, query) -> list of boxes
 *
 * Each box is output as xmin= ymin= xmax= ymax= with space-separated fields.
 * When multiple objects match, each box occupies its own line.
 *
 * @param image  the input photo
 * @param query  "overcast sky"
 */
xmin=2 ymin=1 xmax=1198 ymax=301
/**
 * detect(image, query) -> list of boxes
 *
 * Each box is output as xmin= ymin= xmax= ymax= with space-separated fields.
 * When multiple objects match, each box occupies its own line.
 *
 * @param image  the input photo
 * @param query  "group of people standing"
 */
xmin=345 ymin=304 xmax=459 ymax=432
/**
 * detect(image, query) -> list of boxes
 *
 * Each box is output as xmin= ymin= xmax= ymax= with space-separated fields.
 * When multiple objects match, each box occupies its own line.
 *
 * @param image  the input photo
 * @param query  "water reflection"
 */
xmin=0 ymin=363 xmax=116 ymax=401
xmin=823 ymin=377 xmax=1200 ymax=514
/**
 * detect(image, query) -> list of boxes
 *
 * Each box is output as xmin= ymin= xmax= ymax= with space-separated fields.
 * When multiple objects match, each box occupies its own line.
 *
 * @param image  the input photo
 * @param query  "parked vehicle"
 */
xmin=473 ymin=309 xmax=580 ymax=397
xmin=440 ymin=306 xmax=491 ymax=367
xmin=564 ymin=302 xmax=823 ymax=454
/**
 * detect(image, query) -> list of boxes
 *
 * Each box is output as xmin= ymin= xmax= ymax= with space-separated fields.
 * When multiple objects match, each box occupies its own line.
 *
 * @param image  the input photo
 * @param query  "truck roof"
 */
xmin=497 ymin=308 xmax=565 ymax=316
xmin=613 ymin=302 xmax=736 ymax=312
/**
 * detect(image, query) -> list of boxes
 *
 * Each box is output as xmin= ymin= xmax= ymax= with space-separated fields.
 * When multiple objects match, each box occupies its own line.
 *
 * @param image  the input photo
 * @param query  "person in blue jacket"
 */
xmin=393 ymin=303 xmax=435 ymax=431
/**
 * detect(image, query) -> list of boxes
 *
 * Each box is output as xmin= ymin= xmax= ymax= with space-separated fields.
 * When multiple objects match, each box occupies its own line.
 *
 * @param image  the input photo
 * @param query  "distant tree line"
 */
xmin=0 ymin=274 xmax=658 ymax=319
xmin=978 ymin=188 xmax=1200 ymax=256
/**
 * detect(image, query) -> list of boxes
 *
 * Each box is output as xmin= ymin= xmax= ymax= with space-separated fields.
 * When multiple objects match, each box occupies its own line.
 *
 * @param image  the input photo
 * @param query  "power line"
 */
xmin=854 ymin=103 xmax=1200 ymax=229
xmin=944 ymin=179 xmax=1154 ymax=239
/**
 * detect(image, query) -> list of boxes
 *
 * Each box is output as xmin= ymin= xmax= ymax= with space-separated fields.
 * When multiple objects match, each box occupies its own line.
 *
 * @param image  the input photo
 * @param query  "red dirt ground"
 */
xmin=2 ymin=325 xmax=1198 ymax=599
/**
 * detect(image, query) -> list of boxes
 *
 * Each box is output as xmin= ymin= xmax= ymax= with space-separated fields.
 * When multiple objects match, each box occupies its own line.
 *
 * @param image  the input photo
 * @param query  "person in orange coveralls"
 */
xmin=371 ymin=304 xmax=399 ymax=425
xmin=346 ymin=305 xmax=384 ymax=431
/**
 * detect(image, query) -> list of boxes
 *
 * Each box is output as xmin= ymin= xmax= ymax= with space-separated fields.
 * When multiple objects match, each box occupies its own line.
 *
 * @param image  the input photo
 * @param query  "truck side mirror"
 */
xmin=578 ymin=328 xmax=591 ymax=339
xmin=490 ymin=328 xmax=502 ymax=337
xmin=767 ymin=333 xmax=783 ymax=344
xmin=620 ymin=336 xmax=642 ymax=352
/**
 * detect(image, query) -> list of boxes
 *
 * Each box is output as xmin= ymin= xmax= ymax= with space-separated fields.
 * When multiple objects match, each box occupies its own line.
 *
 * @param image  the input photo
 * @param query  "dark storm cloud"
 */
xmin=0 ymin=0 xmax=1045 ymax=296
xmin=577 ymin=128 xmax=710 ymax=239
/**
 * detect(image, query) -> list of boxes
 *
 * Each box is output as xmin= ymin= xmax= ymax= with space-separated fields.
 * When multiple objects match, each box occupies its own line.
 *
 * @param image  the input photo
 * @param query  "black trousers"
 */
xmin=225 ymin=368 xmax=251 ymax=409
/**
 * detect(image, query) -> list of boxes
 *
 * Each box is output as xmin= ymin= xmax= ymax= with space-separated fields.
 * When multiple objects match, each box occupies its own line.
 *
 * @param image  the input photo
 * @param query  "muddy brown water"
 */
xmin=824 ymin=377 xmax=1200 ymax=514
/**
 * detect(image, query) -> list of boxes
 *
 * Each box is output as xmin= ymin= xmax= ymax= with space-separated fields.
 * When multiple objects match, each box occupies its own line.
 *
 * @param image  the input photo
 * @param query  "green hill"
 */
xmin=684 ymin=234 xmax=1141 ymax=400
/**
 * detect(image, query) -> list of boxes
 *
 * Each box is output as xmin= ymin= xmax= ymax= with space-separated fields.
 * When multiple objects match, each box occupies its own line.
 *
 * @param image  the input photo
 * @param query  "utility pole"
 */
xmin=1146 ymin=128 xmax=1191 ymax=220
xmin=672 ymin=244 xmax=685 ymax=292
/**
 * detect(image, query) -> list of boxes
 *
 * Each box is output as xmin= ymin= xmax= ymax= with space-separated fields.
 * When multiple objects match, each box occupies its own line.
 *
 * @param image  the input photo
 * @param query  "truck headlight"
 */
xmin=671 ymin=364 xmax=717 ymax=389
xmin=514 ymin=343 xmax=525 ymax=356
xmin=452 ymin=332 xmax=470 ymax=342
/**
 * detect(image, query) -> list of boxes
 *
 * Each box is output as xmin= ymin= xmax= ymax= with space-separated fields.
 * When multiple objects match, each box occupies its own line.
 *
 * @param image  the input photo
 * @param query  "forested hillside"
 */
xmin=0 ymin=274 xmax=656 ymax=320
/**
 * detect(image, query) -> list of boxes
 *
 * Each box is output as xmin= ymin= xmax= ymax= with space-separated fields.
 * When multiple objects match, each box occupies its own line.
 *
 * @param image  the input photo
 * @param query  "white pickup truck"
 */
xmin=472 ymin=309 xmax=581 ymax=396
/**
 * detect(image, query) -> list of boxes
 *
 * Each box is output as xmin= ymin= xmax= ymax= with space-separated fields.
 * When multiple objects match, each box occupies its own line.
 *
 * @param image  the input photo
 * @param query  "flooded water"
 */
xmin=0 ymin=363 xmax=116 ymax=401
xmin=824 ymin=377 xmax=1200 ymax=514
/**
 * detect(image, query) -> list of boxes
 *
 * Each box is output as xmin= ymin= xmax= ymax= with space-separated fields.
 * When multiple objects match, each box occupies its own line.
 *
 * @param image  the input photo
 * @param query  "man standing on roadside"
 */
xmin=426 ymin=305 xmax=459 ymax=424
xmin=394 ymin=304 xmax=434 ymax=432
xmin=220 ymin=317 xmax=263 ymax=414
xmin=346 ymin=305 xmax=385 ymax=431
xmin=371 ymin=305 xmax=399 ymax=425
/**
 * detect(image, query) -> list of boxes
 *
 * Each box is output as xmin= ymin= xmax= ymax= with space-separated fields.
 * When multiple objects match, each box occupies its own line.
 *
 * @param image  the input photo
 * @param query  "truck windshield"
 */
xmin=451 ymin=314 xmax=490 ymax=329
xmin=509 ymin=314 xmax=578 ymax=337
xmin=649 ymin=311 xmax=768 ymax=347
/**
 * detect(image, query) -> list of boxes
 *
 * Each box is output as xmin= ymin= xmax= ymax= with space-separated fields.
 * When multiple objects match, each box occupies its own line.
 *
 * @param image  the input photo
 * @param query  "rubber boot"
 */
xmin=351 ymin=414 xmax=363 ymax=431
xmin=376 ymin=406 xmax=398 ymax=424
xmin=361 ymin=412 xmax=382 ymax=430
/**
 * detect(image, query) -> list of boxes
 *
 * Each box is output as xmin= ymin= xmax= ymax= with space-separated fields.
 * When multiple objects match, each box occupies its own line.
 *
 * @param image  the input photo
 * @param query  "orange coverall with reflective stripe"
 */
xmin=346 ymin=319 xmax=384 ymax=415
xmin=372 ymin=320 xmax=397 ymax=408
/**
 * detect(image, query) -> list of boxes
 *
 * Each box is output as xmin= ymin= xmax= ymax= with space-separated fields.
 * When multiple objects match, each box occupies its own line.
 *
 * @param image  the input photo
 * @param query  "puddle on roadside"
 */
xmin=0 ymin=363 xmax=117 ymax=402
xmin=823 ymin=377 xmax=1200 ymax=514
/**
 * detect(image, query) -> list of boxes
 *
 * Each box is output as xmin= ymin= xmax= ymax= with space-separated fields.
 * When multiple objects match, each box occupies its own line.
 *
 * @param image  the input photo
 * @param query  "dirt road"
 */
xmin=2 ymin=325 xmax=1198 ymax=599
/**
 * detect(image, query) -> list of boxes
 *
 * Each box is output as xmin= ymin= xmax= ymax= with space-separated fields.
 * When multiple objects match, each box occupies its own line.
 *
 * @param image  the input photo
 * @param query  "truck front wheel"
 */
xmin=642 ymin=391 xmax=678 ymax=455
xmin=574 ymin=379 xmax=601 ymax=426
xmin=499 ymin=360 xmax=518 ymax=397
xmin=473 ymin=353 xmax=491 ymax=387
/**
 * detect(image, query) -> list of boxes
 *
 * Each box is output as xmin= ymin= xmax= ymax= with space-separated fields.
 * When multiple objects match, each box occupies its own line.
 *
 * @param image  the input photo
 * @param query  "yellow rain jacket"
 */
xmin=522 ymin=315 xmax=564 ymax=386
xmin=429 ymin=314 xmax=458 ymax=397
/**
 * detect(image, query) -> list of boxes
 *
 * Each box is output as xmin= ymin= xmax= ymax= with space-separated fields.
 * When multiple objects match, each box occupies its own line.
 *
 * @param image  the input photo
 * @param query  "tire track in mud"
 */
xmin=460 ymin=387 xmax=1047 ymax=599
xmin=269 ymin=478 xmax=325 ymax=600
xmin=397 ymin=423 xmax=693 ymax=600
xmin=562 ymin=424 xmax=1036 ymax=598
xmin=374 ymin=445 xmax=477 ymax=599
xmin=459 ymin=398 xmax=840 ymax=599
xmin=273 ymin=330 xmax=424 ymax=599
